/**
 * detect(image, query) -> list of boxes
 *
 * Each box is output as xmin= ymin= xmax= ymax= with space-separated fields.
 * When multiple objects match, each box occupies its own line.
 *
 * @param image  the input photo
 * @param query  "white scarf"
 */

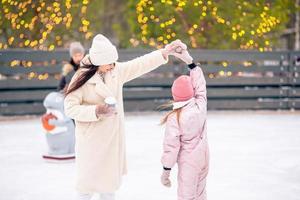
xmin=172 ymin=97 xmax=194 ymax=110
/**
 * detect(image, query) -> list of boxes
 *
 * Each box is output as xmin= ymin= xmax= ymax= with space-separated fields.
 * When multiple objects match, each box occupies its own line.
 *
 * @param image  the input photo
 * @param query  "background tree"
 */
xmin=126 ymin=0 xmax=297 ymax=51
xmin=0 ymin=0 xmax=103 ymax=50
xmin=0 ymin=0 xmax=298 ymax=50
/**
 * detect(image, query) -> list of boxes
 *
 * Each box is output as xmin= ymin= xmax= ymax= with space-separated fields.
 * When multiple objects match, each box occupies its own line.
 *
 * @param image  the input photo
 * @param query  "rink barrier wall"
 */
xmin=0 ymin=49 xmax=299 ymax=115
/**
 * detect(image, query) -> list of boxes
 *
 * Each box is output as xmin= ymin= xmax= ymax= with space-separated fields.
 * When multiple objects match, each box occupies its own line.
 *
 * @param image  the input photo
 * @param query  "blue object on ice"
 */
xmin=42 ymin=92 xmax=75 ymax=157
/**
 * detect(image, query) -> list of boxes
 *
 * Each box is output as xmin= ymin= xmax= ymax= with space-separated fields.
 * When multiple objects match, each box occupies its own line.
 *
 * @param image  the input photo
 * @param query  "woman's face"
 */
xmin=98 ymin=63 xmax=115 ymax=73
xmin=72 ymin=53 xmax=84 ymax=64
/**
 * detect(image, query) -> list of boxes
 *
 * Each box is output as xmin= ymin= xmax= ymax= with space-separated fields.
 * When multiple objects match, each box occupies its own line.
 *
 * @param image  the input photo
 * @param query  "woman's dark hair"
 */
xmin=65 ymin=64 xmax=98 ymax=96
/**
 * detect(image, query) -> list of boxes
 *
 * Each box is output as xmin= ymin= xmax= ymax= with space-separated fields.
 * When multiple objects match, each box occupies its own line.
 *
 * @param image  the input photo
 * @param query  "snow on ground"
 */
xmin=0 ymin=111 xmax=300 ymax=200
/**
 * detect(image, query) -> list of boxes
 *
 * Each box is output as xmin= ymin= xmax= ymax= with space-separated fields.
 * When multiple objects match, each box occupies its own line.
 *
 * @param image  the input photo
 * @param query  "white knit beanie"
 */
xmin=89 ymin=34 xmax=118 ymax=65
xmin=69 ymin=42 xmax=85 ymax=57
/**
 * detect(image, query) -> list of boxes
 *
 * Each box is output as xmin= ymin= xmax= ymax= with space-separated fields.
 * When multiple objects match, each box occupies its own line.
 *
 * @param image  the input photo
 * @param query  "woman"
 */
xmin=64 ymin=34 xmax=193 ymax=200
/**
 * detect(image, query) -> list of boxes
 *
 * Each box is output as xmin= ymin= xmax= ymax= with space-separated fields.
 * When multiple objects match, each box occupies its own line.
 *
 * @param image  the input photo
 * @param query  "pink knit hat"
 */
xmin=171 ymin=75 xmax=194 ymax=102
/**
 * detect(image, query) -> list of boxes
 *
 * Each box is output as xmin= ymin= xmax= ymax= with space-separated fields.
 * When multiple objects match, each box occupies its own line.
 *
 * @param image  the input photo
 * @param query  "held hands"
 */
xmin=95 ymin=104 xmax=116 ymax=118
xmin=162 ymin=39 xmax=193 ymax=64
xmin=161 ymin=169 xmax=171 ymax=187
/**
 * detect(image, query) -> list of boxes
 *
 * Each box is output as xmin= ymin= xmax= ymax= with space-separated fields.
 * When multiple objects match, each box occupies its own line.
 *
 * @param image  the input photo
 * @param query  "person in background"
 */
xmin=58 ymin=42 xmax=85 ymax=92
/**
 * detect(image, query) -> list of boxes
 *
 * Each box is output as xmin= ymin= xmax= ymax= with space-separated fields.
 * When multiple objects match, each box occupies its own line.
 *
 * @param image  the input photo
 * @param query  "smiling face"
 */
xmin=97 ymin=63 xmax=115 ymax=73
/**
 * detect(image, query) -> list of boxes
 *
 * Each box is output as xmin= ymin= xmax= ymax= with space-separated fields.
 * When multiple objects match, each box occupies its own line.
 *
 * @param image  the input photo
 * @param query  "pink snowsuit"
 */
xmin=161 ymin=66 xmax=209 ymax=200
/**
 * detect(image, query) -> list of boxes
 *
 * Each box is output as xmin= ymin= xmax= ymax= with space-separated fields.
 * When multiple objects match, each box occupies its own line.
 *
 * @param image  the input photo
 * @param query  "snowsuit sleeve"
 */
xmin=190 ymin=65 xmax=207 ymax=108
xmin=64 ymin=74 xmax=102 ymax=122
xmin=161 ymin=114 xmax=181 ymax=169
xmin=117 ymin=50 xmax=168 ymax=84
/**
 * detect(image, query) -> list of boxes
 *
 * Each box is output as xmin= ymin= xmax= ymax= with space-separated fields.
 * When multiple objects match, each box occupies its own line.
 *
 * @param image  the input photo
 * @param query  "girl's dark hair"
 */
xmin=65 ymin=64 xmax=98 ymax=96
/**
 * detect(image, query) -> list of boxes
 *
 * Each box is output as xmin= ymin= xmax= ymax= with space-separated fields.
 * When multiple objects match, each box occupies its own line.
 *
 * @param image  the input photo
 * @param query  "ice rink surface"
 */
xmin=0 ymin=111 xmax=299 ymax=200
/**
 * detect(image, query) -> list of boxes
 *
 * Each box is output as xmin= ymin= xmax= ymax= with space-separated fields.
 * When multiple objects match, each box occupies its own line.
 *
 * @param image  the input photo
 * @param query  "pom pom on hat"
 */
xmin=89 ymin=34 xmax=118 ymax=65
xmin=171 ymin=75 xmax=194 ymax=102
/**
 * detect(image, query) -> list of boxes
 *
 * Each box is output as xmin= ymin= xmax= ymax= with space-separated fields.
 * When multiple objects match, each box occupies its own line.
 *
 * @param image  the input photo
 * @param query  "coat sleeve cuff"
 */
xmin=87 ymin=105 xmax=103 ymax=121
xmin=188 ymin=63 xmax=197 ymax=69
xmin=156 ymin=49 xmax=169 ymax=65
xmin=163 ymin=166 xmax=172 ymax=171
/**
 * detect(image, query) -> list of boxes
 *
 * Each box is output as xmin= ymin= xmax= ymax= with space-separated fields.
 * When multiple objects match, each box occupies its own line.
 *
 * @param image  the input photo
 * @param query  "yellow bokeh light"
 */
xmin=219 ymin=71 xmax=225 ymax=76
xmin=48 ymin=45 xmax=55 ymax=51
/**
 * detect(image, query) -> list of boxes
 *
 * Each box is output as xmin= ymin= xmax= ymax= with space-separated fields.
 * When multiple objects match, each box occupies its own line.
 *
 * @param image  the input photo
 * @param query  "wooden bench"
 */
xmin=0 ymin=49 xmax=299 ymax=115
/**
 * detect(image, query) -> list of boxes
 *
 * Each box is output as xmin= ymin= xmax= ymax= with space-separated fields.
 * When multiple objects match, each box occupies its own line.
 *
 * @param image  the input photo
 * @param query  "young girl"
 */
xmin=160 ymin=62 xmax=209 ymax=200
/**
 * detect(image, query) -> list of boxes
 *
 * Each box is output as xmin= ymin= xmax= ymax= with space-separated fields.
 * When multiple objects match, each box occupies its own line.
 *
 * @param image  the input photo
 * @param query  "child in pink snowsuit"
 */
xmin=160 ymin=62 xmax=209 ymax=200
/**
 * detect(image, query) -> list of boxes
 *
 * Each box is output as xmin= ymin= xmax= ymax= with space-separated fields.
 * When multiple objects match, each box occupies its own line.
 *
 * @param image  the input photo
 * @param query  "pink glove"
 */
xmin=161 ymin=170 xmax=171 ymax=187
xmin=173 ymin=49 xmax=193 ymax=64
xmin=164 ymin=39 xmax=187 ymax=52
xmin=95 ymin=104 xmax=116 ymax=118
xmin=163 ymin=39 xmax=193 ymax=64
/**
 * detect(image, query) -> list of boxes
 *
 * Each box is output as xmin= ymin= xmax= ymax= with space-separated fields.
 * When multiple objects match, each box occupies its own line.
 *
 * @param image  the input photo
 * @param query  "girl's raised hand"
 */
xmin=162 ymin=39 xmax=193 ymax=64
xmin=173 ymin=49 xmax=193 ymax=64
